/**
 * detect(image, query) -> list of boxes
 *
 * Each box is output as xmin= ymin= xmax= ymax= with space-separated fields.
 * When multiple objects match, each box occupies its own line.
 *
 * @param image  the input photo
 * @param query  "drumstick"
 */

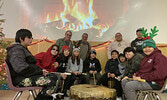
xmin=127 ymin=78 xmax=146 ymax=82
xmin=51 ymin=72 xmax=87 ymax=75
xmin=93 ymin=73 xmax=96 ymax=85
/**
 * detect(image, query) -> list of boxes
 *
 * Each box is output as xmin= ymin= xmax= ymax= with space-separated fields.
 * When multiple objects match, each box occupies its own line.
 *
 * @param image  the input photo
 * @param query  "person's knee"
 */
xmin=121 ymin=79 xmax=128 ymax=86
xmin=125 ymin=82 xmax=135 ymax=92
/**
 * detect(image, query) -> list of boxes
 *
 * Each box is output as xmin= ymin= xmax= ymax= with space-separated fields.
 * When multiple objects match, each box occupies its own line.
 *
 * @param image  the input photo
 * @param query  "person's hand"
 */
xmin=122 ymin=76 xmax=128 ymax=80
xmin=43 ymin=69 xmax=48 ymax=76
xmin=133 ymin=75 xmax=141 ymax=81
xmin=107 ymin=73 xmax=111 ymax=78
xmin=78 ymin=72 xmax=81 ymax=75
xmin=72 ymin=71 xmax=78 ymax=75
xmin=54 ymin=62 xmax=59 ymax=69
xmin=89 ymin=70 xmax=93 ymax=74
xmin=94 ymin=71 xmax=97 ymax=74
xmin=110 ymin=73 xmax=115 ymax=78
xmin=117 ymin=76 xmax=121 ymax=81
xmin=60 ymin=73 xmax=67 ymax=80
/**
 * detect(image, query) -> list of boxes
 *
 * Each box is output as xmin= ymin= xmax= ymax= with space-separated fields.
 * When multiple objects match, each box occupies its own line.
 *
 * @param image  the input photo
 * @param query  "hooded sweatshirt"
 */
xmin=6 ymin=43 xmax=43 ymax=86
xmin=83 ymin=57 xmax=101 ymax=73
xmin=136 ymin=48 xmax=167 ymax=87
xmin=35 ymin=45 xmax=59 ymax=72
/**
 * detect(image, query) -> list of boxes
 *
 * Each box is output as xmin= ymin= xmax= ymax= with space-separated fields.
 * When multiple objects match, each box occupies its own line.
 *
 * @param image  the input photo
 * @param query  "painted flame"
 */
xmin=45 ymin=0 xmax=109 ymax=38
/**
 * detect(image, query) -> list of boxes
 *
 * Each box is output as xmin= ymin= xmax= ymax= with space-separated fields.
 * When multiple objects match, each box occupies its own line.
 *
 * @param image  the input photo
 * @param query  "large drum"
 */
xmin=70 ymin=84 xmax=116 ymax=100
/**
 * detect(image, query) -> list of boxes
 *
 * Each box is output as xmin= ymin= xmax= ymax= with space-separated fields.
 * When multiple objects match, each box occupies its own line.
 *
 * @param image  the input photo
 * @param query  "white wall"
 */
xmin=1 ymin=0 xmax=167 ymax=43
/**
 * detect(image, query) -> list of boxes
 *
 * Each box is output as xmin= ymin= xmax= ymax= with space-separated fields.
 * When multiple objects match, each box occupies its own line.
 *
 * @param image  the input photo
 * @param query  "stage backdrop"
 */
xmin=1 ymin=0 xmax=167 ymax=43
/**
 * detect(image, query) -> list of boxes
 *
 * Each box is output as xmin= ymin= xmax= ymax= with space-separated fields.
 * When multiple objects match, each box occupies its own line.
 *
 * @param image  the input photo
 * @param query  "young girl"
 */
xmin=57 ymin=45 xmax=70 ymax=73
xmin=97 ymin=50 xmax=122 ymax=97
xmin=56 ymin=45 xmax=71 ymax=97
xmin=83 ymin=50 xmax=101 ymax=84
xmin=35 ymin=44 xmax=59 ymax=72
xmin=65 ymin=47 xmax=86 ymax=96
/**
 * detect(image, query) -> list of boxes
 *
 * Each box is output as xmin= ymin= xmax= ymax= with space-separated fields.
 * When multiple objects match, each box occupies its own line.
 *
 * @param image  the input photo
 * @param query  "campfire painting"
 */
xmin=44 ymin=0 xmax=109 ymax=38
xmin=3 ymin=0 xmax=129 ymax=41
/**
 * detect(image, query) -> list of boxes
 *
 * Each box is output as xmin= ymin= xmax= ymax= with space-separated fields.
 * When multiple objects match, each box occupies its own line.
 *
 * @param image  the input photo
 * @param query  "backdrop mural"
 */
xmin=1 ymin=0 xmax=167 ymax=43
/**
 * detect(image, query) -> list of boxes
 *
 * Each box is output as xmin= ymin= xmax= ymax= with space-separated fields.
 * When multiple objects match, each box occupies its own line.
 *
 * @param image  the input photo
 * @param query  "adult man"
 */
xmin=6 ymin=29 xmax=59 ymax=100
xmin=76 ymin=33 xmax=91 ymax=61
xmin=107 ymin=32 xmax=129 ymax=59
xmin=131 ymin=28 xmax=144 ymax=54
xmin=55 ymin=30 xmax=73 ymax=54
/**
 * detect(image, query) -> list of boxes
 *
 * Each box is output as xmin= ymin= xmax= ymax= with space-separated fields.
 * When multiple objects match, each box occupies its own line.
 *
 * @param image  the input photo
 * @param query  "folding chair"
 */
xmin=5 ymin=62 xmax=43 ymax=100
xmin=136 ymin=78 xmax=167 ymax=100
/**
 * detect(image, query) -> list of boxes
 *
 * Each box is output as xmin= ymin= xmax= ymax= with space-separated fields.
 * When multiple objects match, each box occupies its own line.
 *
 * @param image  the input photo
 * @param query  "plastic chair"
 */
xmin=5 ymin=62 xmax=43 ymax=100
xmin=136 ymin=78 xmax=167 ymax=100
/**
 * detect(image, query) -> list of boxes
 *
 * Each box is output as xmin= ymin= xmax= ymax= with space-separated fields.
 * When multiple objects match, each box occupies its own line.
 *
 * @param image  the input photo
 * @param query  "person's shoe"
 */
xmin=35 ymin=93 xmax=53 ymax=100
xmin=64 ymin=92 xmax=69 ymax=97
xmin=116 ymin=97 xmax=122 ymax=100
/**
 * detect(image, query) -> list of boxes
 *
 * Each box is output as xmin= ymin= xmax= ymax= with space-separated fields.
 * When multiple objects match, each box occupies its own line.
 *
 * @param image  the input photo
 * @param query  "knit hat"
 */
xmin=62 ymin=45 xmax=70 ymax=52
xmin=73 ymin=47 xmax=80 ymax=52
xmin=142 ymin=39 xmax=156 ymax=49
xmin=90 ymin=49 xmax=96 ymax=55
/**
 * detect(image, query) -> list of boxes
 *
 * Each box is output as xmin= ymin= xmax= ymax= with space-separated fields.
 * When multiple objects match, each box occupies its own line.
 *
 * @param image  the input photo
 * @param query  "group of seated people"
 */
xmin=6 ymin=29 xmax=167 ymax=100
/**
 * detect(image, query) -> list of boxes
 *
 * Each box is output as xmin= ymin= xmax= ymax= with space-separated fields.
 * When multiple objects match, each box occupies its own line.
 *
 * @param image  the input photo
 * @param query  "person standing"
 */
xmin=55 ymin=30 xmax=73 ymax=54
xmin=76 ymin=33 xmax=91 ymax=61
xmin=108 ymin=32 xmax=129 ymax=59
xmin=131 ymin=28 xmax=144 ymax=54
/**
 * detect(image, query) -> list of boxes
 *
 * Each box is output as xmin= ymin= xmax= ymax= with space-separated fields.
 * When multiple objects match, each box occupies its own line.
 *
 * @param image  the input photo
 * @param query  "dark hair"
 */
xmin=15 ymin=29 xmax=32 ymax=43
xmin=111 ymin=50 xmax=119 ymax=55
xmin=59 ymin=52 xmax=70 ymax=63
xmin=118 ymin=53 xmax=127 ymax=62
xmin=71 ymin=51 xmax=80 ymax=65
xmin=136 ymin=28 xmax=142 ymax=33
xmin=65 ymin=30 xmax=72 ymax=35
xmin=123 ymin=47 xmax=136 ymax=55
xmin=51 ymin=44 xmax=59 ymax=52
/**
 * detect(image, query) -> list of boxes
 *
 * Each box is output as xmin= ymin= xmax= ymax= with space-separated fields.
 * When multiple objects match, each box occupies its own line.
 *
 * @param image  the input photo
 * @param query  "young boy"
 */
xmin=122 ymin=39 xmax=167 ymax=100
xmin=97 ymin=50 xmax=122 ymax=97
xmin=83 ymin=50 xmax=101 ymax=84
xmin=122 ymin=47 xmax=144 ymax=80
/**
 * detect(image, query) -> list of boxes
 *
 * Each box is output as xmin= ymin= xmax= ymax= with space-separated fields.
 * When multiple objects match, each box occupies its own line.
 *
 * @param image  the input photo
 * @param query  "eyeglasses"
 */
xmin=51 ymin=48 xmax=59 ymax=52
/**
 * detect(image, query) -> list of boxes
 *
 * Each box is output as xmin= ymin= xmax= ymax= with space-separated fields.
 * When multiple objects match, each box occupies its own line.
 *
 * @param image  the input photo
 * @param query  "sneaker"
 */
xmin=117 ymin=97 xmax=122 ymax=100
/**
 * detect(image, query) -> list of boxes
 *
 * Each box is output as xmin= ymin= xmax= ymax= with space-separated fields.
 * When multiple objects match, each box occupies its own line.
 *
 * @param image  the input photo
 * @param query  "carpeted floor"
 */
xmin=0 ymin=90 xmax=72 ymax=100
xmin=0 ymin=90 xmax=167 ymax=100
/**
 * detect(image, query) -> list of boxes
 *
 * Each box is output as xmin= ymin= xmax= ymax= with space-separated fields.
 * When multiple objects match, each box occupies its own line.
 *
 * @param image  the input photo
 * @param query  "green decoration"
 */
xmin=149 ymin=26 xmax=159 ymax=39
xmin=141 ymin=26 xmax=159 ymax=40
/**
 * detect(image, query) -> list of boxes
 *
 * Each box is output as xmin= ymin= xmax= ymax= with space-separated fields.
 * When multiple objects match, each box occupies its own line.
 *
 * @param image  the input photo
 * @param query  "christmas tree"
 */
xmin=0 ymin=0 xmax=12 ymax=90
xmin=0 ymin=33 xmax=11 ymax=89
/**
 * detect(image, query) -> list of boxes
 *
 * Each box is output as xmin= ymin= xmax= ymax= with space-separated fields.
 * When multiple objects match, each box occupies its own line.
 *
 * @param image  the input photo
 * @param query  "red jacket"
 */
xmin=35 ymin=45 xmax=59 ymax=72
xmin=136 ymin=48 xmax=167 ymax=87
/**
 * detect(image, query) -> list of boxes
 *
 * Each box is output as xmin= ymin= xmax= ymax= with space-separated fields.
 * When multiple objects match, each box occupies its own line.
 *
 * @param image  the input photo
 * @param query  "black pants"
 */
xmin=97 ymin=73 xmax=122 ymax=97
xmin=64 ymin=73 xmax=86 ymax=88
xmin=19 ymin=73 xmax=58 ymax=97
